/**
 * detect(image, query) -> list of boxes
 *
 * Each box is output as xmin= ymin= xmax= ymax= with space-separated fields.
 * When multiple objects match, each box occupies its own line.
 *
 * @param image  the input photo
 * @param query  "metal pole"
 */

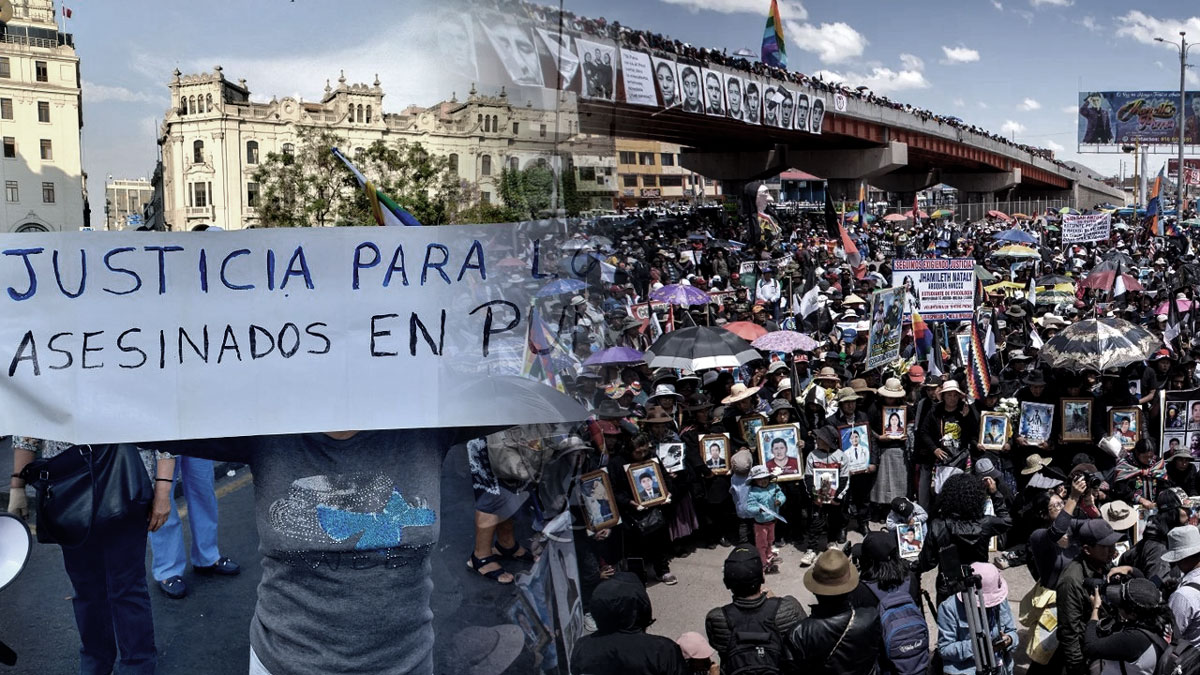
xmin=1179 ymin=32 xmax=1188 ymax=216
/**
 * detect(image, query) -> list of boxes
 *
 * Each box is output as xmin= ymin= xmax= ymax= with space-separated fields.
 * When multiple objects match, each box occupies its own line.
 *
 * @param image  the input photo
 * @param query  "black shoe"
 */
xmin=718 ymin=537 xmax=734 ymax=547
xmin=194 ymin=557 xmax=240 ymax=576
xmin=158 ymin=576 xmax=187 ymax=599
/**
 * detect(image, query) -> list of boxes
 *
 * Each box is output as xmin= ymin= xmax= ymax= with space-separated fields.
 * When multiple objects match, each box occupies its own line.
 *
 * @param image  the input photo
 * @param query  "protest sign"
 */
xmin=619 ymin=49 xmax=657 ymax=107
xmin=1061 ymin=213 xmax=1111 ymax=244
xmin=865 ymin=286 xmax=904 ymax=370
xmin=0 ymin=225 xmax=584 ymax=443
xmin=892 ymin=258 xmax=976 ymax=322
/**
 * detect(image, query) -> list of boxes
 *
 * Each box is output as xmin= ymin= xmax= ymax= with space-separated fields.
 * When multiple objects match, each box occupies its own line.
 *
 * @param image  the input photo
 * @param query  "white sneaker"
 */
xmin=583 ymin=613 xmax=597 ymax=632
xmin=799 ymin=550 xmax=816 ymax=566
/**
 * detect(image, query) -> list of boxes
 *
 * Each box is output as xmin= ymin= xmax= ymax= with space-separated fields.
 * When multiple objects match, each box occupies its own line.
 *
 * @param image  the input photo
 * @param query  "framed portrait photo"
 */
xmin=739 ymin=413 xmax=768 ymax=450
xmin=813 ymin=467 xmax=839 ymax=505
xmin=1163 ymin=433 xmax=1187 ymax=459
xmin=1166 ymin=400 xmax=1188 ymax=430
xmin=507 ymin=593 xmax=551 ymax=653
xmin=701 ymin=433 xmax=732 ymax=475
xmin=896 ymin=522 xmax=925 ymax=560
xmin=1061 ymin=398 xmax=1093 ymax=443
xmin=626 ymin=460 xmax=669 ymax=508
xmin=656 ymin=441 xmax=686 ymax=474
xmin=882 ymin=406 xmax=907 ymax=440
xmin=1109 ymin=406 xmax=1141 ymax=451
xmin=757 ymin=423 xmax=803 ymax=480
xmin=840 ymin=423 xmax=871 ymax=474
xmin=1019 ymin=402 xmax=1054 ymax=445
xmin=579 ymin=469 xmax=620 ymax=532
xmin=979 ymin=412 xmax=1009 ymax=451
xmin=1188 ymin=400 xmax=1200 ymax=430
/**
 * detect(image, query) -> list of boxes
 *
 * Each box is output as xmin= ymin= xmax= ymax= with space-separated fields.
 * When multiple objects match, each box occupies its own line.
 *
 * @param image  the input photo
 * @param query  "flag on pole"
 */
xmin=984 ymin=320 xmax=997 ymax=358
xmin=761 ymin=0 xmax=787 ymax=69
xmin=823 ymin=191 xmax=840 ymax=240
xmin=965 ymin=324 xmax=992 ymax=400
xmin=332 ymin=147 xmax=423 ymax=227
xmin=62 ymin=6 xmax=72 ymax=18
xmin=839 ymin=222 xmax=862 ymax=268
xmin=1027 ymin=276 xmax=1037 ymax=310
xmin=912 ymin=311 xmax=933 ymax=360
xmin=1165 ymin=294 xmax=1184 ymax=351
xmin=521 ymin=310 xmax=567 ymax=393
xmin=1146 ymin=167 xmax=1164 ymax=237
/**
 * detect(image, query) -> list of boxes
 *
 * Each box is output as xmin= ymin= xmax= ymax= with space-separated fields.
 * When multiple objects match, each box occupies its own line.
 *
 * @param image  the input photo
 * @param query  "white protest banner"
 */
xmin=537 ymin=28 xmax=579 ymax=87
xmin=0 ymin=225 xmax=585 ymax=443
xmin=574 ymin=38 xmax=617 ymax=102
xmin=1061 ymin=213 xmax=1111 ymax=244
xmin=619 ymin=49 xmax=657 ymax=106
xmin=892 ymin=258 xmax=976 ymax=322
xmin=866 ymin=286 xmax=905 ymax=370
xmin=809 ymin=95 xmax=826 ymax=134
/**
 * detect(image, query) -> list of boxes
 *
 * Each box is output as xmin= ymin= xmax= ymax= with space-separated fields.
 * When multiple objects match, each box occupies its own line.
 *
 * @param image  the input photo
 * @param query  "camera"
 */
xmin=1085 ymin=573 xmax=1131 ymax=607
xmin=1071 ymin=470 xmax=1106 ymax=490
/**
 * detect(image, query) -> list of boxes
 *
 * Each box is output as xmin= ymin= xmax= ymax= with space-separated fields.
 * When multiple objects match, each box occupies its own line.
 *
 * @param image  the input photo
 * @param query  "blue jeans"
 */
xmin=148 ymin=456 xmax=221 ymax=580
xmin=60 ymin=515 xmax=156 ymax=675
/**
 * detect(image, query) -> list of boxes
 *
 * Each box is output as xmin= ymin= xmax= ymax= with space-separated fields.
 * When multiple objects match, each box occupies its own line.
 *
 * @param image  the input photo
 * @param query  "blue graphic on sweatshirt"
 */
xmin=317 ymin=487 xmax=436 ymax=550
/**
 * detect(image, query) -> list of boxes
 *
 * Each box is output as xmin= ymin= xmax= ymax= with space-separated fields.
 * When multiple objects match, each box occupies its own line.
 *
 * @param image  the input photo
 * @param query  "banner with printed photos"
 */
xmin=536 ymin=28 xmax=579 ymax=88
xmin=575 ymin=38 xmax=617 ymax=101
xmin=809 ymin=95 xmax=827 ymax=134
xmin=701 ymin=68 xmax=725 ymax=117
xmin=619 ymin=49 xmax=657 ymax=107
xmin=479 ymin=20 xmax=545 ymax=88
xmin=775 ymin=85 xmax=796 ymax=130
xmin=794 ymin=91 xmax=812 ymax=132
xmin=742 ymin=77 xmax=763 ymax=125
xmin=1162 ymin=388 xmax=1200 ymax=461
xmin=676 ymin=62 xmax=705 ymax=114
xmin=650 ymin=56 xmax=681 ymax=108
xmin=723 ymin=72 xmax=745 ymax=122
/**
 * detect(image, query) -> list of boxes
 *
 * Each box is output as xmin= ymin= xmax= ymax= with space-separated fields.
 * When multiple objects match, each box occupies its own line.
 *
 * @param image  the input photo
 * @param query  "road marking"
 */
xmin=178 ymin=471 xmax=253 ymax=520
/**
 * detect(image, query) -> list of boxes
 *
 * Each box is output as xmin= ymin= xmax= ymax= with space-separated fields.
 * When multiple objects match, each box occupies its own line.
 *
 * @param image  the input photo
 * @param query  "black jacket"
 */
xmin=914 ymin=497 xmax=1012 ymax=600
xmin=788 ymin=597 xmax=881 ymax=675
xmin=704 ymin=592 xmax=806 ymax=663
xmin=570 ymin=574 xmax=688 ymax=675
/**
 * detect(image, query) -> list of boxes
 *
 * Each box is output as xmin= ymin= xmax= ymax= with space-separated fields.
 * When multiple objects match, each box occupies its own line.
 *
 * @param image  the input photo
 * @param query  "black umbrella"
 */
xmin=448 ymin=376 xmax=590 ymax=426
xmin=644 ymin=326 xmax=760 ymax=371
xmin=1104 ymin=250 xmax=1136 ymax=266
xmin=1039 ymin=318 xmax=1160 ymax=373
xmin=1036 ymin=274 xmax=1074 ymax=286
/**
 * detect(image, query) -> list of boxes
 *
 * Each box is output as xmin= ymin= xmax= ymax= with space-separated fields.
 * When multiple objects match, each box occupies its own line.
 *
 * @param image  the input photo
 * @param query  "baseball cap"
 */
xmin=856 ymin=531 xmax=898 ymax=567
xmin=723 ymin=546 xmax=765 ymax=588
xmin=1077 ymin=519 xmax=1123 ymax=547
xmin=891 ymin=497 xmax=914 ymax=519
xmin=676 ymin=632 xmax=715 ymax=660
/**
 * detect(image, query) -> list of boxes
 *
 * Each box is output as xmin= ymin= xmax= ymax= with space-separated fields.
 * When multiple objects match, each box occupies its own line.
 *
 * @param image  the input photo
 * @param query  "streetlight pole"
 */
xmin=1157 ymin=32 xmax=1194 ymax=215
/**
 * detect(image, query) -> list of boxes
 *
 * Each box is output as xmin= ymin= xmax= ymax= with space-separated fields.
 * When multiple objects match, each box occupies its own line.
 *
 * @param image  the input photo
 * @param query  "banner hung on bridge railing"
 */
xmin=0 ymin=225 xmax=587 ymax=444
xmin=619 ymin=49 xmax=657 ymax=107
xmin=892 ymin=258 xmax=976 ymax=322
xmin=1061 ymin=213 xmax=1112 ymax=244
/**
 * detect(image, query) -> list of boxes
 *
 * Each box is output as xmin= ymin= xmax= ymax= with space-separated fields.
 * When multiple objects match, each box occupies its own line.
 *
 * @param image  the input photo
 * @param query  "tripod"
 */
xmin=929 ymin=566 xmax=1000 ymax=674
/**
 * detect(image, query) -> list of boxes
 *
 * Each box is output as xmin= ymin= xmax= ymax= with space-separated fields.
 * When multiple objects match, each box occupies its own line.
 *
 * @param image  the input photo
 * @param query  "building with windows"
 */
xmin=103 ymin=177 xmax=152 ymax=230
xmin=157 ymin=68 xmax=583 ymax=230
xmin=614 ymin=138 xmax=721 ymax=209
xmin=0 ymin=0 xmax=85 ymax=232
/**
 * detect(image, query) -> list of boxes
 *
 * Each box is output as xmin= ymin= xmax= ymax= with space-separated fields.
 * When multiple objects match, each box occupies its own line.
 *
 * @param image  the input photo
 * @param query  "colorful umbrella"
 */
xmin=930 ymin=209 xmax=954 ymax=219
xmin=1080 ymin=270 xmax=1143 ymax=293
xmin=912 ymin=209 xmax=929 ymax=219
xmin=993 ymin=228 xmax=1037 ymax=245
xmin=1040 ymin=318 xmax=1159 ymax=373
xmin=650 ymin=283 xmax=711 ymax=307
xmin=975 ymin=265 xmax=997 ymax=282
xmin=752 ymin=330 xmax=820 ymax=353
xmin=724 ymin=321 xmax=769 ymax=341
xmin=1036 ymin=274 xmax=1074 ymax=286
xmin=882 ymin=213 xmax=909 ymax=222
xmin=584 ymin=346 xmax=645 ymax=367
xmin=1156 ymin=298 xmax=1193 ymax=314
xmin=1011 ymin=213 xmax=1031 ymax=220
xmin=989 ymin=245 xmax=1040 ymax=259
xmin=1036 ymin=290 xmax=1075 ymax=305
xmin=1059 ymin=207 xmax=1080 ymax=215
xmin=987 ymin=210 xmax=1012 ymax=221
xmin=645 ymin=326 xmax=760 ymax=371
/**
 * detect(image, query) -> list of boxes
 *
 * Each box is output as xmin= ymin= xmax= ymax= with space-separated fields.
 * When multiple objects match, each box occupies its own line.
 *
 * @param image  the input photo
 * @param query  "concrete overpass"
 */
xmin=577 ymin=72 xmax=1123 ymax=218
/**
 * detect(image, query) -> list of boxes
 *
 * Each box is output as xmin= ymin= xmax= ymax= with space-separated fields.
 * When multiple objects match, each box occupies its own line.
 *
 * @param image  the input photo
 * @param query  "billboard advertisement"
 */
xmin=1168 ymin=158 xmax=1200 ymax=178
xmin=1078 ymin=91 xmax=1200 ymax=148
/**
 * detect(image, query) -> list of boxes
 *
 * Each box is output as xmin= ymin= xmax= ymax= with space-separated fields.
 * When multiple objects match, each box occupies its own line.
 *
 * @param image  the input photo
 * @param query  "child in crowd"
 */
xmin=728 ymin=449 xmax=756 ymax=546
xmin=885 ymin=496 xmax=928 ymax=532
xmin=799 ymin=426 xmax=850 ymax=566
xmin=745 ymin=465 xmax=785 ymax=573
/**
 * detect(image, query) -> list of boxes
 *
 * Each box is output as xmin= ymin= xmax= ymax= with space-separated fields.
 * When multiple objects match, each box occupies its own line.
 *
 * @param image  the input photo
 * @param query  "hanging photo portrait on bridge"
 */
xmin=620 ymin=49 xmax=658 ymax=107
xmin=809 ymin=95 xmax=826 ymax=134
xmin=702 ymin=68 xmax=725 ymax=117
xmin=834 ymin=92 xmax=848 ymax=112
xmin=743 ymin=78 xmax=762 ymax=125
xmin=724 ymin=72 xmax=744 ymax=122
xmin=574 ymin=37 xmax=617 ymax=102
xmin=777 ymin=86 xmax=794 ymax=129
xmin=677 ymin=63 xmax=704 ymax=113
xmin=536 ymin=28 xmax=580 ymax=89
xmin=480 ymin=20 xmax=545 ymax=88
xmin=762 ymin=85 xmax=781 ymax=126
xmin=794 ymin=92 xmax=811 ymax=132
xmin=435 ymin=9 xmax=480 ymax=82
xmin=651 ymin=56 xmax=680 ymax=108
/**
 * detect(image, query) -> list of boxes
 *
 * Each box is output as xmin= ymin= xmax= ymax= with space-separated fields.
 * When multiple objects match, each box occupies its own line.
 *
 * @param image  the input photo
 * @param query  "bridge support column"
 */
xmin=942 ymin=170 xmax=1021 ymax=221
xmin=871 ymin=170 xmax=942 ymax=195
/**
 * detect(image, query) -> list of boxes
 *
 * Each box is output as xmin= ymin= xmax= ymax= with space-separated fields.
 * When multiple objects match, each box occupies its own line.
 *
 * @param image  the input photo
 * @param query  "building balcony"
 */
xmin=186 ymin=206 xmax=211 ymax=219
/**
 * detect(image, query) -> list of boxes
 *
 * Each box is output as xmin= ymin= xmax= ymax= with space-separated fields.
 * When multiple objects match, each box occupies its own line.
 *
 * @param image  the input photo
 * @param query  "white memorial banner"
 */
xmin=1061 ymin=213 xmax=1111 ymax=244
xmin=575 ymin=38 xmax=617 ymax=101
xmin=0 ymin=225 xmax=583 ymax=443
xmin=701 ymin=68 xmax=725 ymax=117
xmin=892 ymin=258 xmax=976 ymax=322
xmin=619 ymin=49 xmax=657 ymax=106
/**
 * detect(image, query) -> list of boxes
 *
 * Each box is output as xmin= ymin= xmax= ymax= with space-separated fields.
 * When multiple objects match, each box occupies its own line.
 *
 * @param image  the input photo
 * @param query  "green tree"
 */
xmin=342 ymin=139 xmax=461 ymax=226
xmin=498 ymin=164 xmax=557 ymax=220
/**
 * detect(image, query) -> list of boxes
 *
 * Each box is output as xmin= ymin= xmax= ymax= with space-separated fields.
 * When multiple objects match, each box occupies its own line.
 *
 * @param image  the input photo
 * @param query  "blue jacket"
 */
xmin=745 ymin=483 xmax=785 ymax=524
xmin=936 ymin=594 xmax=1017 ymax=675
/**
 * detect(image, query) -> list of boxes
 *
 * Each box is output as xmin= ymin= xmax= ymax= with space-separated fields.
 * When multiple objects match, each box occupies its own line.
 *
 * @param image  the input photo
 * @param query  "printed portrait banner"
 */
xmin=701 ymin=68 xmax=725 ymax=117
xmin=619 ymin=49 xmax=657 ymax=107
xmin=809 ymin=95 xmax=826 ymax=135
xmin=1077 ymin=91 xmax=1200 ymax=147
xmin=892 ymin=258 xmax=976 ymax=322
xmin=1061 ymin=213 xmax=1111 ymax=244
xmin=480 ymin=20 xmax=546 ymax=88
xmin=575 ymin=37 xmax=618 ymax=102
xmin=676 ymin=62 xmax=705 ymax=114
xmin=865 ymin=286 xmax=905 ymax=370
xmin=650 ymin=56 xmax=681 ymax=109
xmin=0 ymin=225 xmax=586 ymax=443
xmin=537 ymin=28 xmax=580 ymax=87
xmin=1162 ymin=388 xmax=1200 ymax=461
xmin=723 ymin=72 xmax=745 ymax=123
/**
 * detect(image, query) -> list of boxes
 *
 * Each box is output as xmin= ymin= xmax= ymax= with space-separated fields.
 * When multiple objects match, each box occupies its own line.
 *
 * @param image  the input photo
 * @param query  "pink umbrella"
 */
xmin=987 ymin=210 xmax=1012 ymax=221
xmin=1156 ymin=298 xmax=1194 ymax=314
xmin=1080 ymin=270 xmax=1144 ymax=293
xmin=882 ymin=213 xmax=908 ymax=222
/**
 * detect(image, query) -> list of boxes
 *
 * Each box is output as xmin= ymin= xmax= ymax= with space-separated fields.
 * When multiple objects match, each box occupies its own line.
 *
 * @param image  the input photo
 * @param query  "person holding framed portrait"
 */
xmin=869 ymin=378 xmax=912 ymax=513
xmin=799 ymin=426 xmax=851 ymax=565
xmin=640 ymin=404 xmax=699 ymax=553
xmin=680 ymin=393 xmax=735 ymax=550
xmin=824 ymin=387 xmax=874 ymax=535
xmin=979 ymin=412 xmax=1009 ymax=452
xmin=756 ymin=424 xmax=802 ymax=480
xmin=720 ymin=383 xmax=763 ymax=450
xmin=1108 ymin=407 xmax=1141 ymax=452
xmin=610 ymin=432 xmax=678 ymax=586
xmin=1112 ymin=438 xmax=1168 ymax=510
xmin=916 ymin=380 xmax=977 ymax=509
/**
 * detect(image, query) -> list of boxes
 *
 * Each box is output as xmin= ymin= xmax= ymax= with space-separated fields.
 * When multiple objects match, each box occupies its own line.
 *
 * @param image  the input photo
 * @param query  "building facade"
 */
xmin=0 ymin=0 xmax=85 ymax=232
xmin=158 ymin=68 xmax=585 ymax=230
xmin=103 ymin=177 xmax=152 ymax=229
xmin=614 ymin=138 xmax=722 ymax=209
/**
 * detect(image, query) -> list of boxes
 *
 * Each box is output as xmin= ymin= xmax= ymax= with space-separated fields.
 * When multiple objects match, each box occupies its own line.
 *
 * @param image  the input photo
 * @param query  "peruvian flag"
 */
xmin=62 ymin=6 xmax=72 ymax=18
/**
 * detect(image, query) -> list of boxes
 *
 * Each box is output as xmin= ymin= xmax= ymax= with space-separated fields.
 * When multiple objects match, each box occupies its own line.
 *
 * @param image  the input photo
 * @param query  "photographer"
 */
xmin=1120 ymin=488 xmax=1190 ymax=585
xmin=1081 ymin=577 xmax=1173 ymax=675
xmin=914 ymin=473 xmax=1012 ymax=603
xmin=1057 ymin=520 xmax=1138 ymax=675
xmin=1027 ymin=474 xmax=1088 ymax=589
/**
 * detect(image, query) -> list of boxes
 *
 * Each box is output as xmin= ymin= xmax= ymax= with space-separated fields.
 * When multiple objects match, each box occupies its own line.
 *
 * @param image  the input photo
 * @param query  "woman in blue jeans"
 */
xmin=9 ymin=437 xmax=174 ymax=675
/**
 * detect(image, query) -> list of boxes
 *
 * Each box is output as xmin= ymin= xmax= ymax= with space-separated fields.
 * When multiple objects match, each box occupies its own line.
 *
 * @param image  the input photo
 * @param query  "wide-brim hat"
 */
xmin=619 ymin=317 xmax=643 ymax=332
xmin=648 ymin=383 xmax=683 ymax=401
xmin=804 ymin=549 xmax=860 ymax=596
xmin=1162 ymin=525 xmax=1200 ymax=563
xmin=849 ymin=378 xmax=872 ymax=394
xmin=641 ymin=405 xmax=675 ymax=424
xmin=815 ymin=367 xmax=840 ymax=382
xmin=769 ymin=398 xmax=795 ymax=414
xmin=595 ymin=399 xmax=631 ymax=420
xmin=721 ymin=383 xmax=761 ymax=405
xmin=684 ymin=393 xmax=714 ymax=412
xmin=835 ymin=387 xmax=862 ymax=403
xmin=1020 ymin=454 xmax=1050 ymax=475
xmin=940 ymin=380 xmax=964 ymax=396
xmin=877 ymin=378 xmax=906 ymax=397
xmin=1101 ymin=500 xmax=1139 ymax=531
xmin=1023 ymin=371 xmax=1047 ymax=386
xmin=1168 ymin=447 xmax=1193 ymax=462
xmin=768 ymin=361 xmax=789 ymax=374
xmin=777 ymin=378 xmax=793 ymax=391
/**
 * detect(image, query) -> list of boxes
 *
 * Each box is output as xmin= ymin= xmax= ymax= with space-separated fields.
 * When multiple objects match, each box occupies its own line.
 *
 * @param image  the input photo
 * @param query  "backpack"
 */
xmin=720 ymin=597 xmax=784 ymax=675
xmin=866 ymin=579 xmax=930 ymax=675
xmin=1140 ymin=582 xmax=1200 ymax=675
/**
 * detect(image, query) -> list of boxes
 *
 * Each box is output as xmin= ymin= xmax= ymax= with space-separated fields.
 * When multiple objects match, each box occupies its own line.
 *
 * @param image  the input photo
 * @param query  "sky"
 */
xmin=66 ymin=0 xmax=1200 ymax=224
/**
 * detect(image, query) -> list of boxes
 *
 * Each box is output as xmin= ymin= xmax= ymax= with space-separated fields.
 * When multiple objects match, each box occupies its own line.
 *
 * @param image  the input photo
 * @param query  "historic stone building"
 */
xmin=0 ymin=0 xmax=86 ymax=232
xmin=157 ymin=67 xmax=609 ymax=230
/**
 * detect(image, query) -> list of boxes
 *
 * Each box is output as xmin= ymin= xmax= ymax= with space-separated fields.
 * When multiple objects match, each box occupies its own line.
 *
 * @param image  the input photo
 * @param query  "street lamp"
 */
xmin=1156 ymin=32 xmax=1195 ymax=215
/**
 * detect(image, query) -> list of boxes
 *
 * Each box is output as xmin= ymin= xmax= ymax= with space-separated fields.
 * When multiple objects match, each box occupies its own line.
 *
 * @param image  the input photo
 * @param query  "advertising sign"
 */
xmin=1168 ymin=158 xmax=1200 ymax=179
xmin=892 ymin=258 xmax=976 ymax=322
xmin=1078 ymin=91 xmax=1200 ymax=147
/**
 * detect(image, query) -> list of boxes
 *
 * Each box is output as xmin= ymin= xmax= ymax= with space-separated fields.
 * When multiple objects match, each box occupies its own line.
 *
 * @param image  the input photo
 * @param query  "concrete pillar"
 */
xmin=679 ymin=144 xmax=791 ymax=182
xmin=871 ymin=169 xmax=941 ymax=194
xmin=788 ymin=141 xmax=909 ymax=180
xmin=941 ymin=169 xmax=1021 ymax=194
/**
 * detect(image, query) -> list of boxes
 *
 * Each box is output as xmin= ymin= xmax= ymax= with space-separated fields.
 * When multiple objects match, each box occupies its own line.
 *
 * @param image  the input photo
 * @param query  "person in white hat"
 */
xmin=1164 ymin=525 xmax=1200 ymax=646
xmin=916 ymin=380 xmax=978 ymax=507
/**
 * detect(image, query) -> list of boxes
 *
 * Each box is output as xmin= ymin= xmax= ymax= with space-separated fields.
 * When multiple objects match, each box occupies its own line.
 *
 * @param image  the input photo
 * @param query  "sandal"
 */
xmin=494 ymin=541 xmax=536 ymax=563
xmin=467 ymin=553 xmax=514 ymax=584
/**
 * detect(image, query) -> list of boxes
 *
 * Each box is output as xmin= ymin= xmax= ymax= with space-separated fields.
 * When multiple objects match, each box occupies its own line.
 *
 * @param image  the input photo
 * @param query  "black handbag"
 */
xmin=632 ymin=507 xmax=666 ymax=535
xmin=20 ymin=444 xmax=153 ymax=547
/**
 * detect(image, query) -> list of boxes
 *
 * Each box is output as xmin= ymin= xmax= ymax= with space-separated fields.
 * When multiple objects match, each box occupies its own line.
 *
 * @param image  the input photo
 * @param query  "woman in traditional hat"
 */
xmin=868 ymin=378 xmax=910 ymax=516
xmin=680 ymin=393 xmax=734 ymax=549
xmin=719 ymin=383 xmax=764 ymax=449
